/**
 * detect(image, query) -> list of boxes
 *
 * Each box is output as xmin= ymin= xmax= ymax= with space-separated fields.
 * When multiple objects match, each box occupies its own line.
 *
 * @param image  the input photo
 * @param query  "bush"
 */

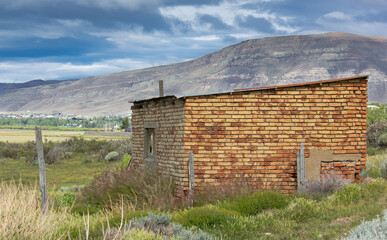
xmin=218 ymin=191 xmax=290 ymax=216
xmin=343 ymin=209 xmax=387 ymax=240
xmin=76 ymin=167 xmax=176 ymax=212
xmin=367 ymin=120 xmax=387 ymax=147
xmin=378 ymin=133 xmax=387 ymax=148
xmin=120 ymin=153 xmax=131 ymax=169
xmin=105 ymin=212 xmax=213 ymax=239
xmin=304 ymin=174 xmax=351 ymax=195
xmin=172 ymin=206 xmax=237 ymax=229
xmin=55 ymin=193 xmax=76 ymax=207
xmin=360 ymin=162 xmax=382 ymax=179
xmin=367 ymin=147 xmax=384 ymax=156
xmin=105 ymin=151 xmax=119 ymax=162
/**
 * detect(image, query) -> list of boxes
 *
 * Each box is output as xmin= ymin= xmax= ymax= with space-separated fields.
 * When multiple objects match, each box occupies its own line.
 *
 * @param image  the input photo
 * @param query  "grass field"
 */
xmin=0 ymin=128 xmax=128 ymax=143
xmin=0 ymin=157 xmax=119 ymax=189
xmin=0 ymin=128 xmax=128 ymax=189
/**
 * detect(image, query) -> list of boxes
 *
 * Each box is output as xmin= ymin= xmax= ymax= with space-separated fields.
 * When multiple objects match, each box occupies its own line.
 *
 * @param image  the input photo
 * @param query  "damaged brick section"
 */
xmin=131 ymin=75 xmax=368 ymax=196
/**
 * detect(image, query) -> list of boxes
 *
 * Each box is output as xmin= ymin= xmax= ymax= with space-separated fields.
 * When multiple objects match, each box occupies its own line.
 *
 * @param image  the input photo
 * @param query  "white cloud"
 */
xmin=0 ymin=58 xmax=155 ymax=83
xmin=0 ymin=0 xmax=163 ymax=10
xmin=319 ymin=11 xmax=353 ymax=21
xmin=91 ymin=27 xmax=171 ymax=48
xmin=159 ymin=0 xmax=297 ymax=34
xmin=317 ymin=11 xmax=387 ymax=36
xmin=185 ymin=35 xmax=221 ymax=41
xmin=75 ymin=0 xmax=163 ymax=10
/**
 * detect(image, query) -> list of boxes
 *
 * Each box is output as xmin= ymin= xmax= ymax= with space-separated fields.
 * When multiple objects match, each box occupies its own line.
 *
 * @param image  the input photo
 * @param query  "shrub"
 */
xmin=76 ymin=167 xmax=176 ymax=212
xmin=105 ymin=151 xmax=119 ymax=162
xmin=343 ymin=209 xmax=387 ymax=240
xmin=304 ymin=174 xmax=352 ymax=195
xmin=218 ymin=191 xmax=290 ymax=216
xmin=367 ymin=147 xmax=384 ymax=156
xmin=172 ymin=206 xmax=237 ymax=229
xmin=360 ymin=162 xmax=381 ymax=179
xmin=378 ymin=133 xmax=387 ymax=148
xmin=55 ymin=193 xmax=76 ymax=207
xmin=105 ymin=212 xmax=213 ymax=239
xmin=367 ymin=120 xmax=387 ymax=147
xmin=120 ymin=153 xmax=131 ymax=169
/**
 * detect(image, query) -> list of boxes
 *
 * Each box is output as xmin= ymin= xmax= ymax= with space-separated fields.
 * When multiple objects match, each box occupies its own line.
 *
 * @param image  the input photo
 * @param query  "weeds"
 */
xmin=76 ymin=167 xmax=176 ymax=213
xmin=0 ymin=181 xmax=69 ymax=239
xmin=304 ymin=174 xmax=352 ymax=195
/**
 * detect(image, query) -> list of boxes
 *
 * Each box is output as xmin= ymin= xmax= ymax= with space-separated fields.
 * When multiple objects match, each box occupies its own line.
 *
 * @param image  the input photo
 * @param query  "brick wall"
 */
xmin=131 ymin=97 xmax=186 ymax=195
xmin=184 ymin=78 xmax=368 ymax=194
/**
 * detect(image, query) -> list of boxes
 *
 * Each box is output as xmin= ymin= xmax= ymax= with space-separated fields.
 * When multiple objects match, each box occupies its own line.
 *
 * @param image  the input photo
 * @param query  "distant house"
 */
xmin=131 ymin=75 xmax=368 ymax=196
xmin=367 ymin=105 xmax=380 ymax=110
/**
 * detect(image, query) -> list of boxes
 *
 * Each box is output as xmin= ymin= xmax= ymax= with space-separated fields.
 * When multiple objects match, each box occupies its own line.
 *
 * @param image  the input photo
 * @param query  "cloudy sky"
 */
xmin=1 ymin=0 xmax=387 ymax=83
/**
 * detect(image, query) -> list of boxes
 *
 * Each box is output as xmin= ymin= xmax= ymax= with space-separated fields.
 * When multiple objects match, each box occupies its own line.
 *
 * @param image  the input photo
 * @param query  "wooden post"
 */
xmin=297 ymin=142 xmax=305 ymax=192
xmin=35 ymin=126 xmax=48 ymax=215
xmin=188 ymin=151 xmax=195 ymax=207
xmin=159 ymin=80 xmax=164 ymax=97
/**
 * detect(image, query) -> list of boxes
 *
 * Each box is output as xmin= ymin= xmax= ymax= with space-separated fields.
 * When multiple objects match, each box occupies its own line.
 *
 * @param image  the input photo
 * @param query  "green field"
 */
xmin=0 ymin=157 xmax=119 ymax=189
xmin=0 ymin=128 xmax=128 ymax=189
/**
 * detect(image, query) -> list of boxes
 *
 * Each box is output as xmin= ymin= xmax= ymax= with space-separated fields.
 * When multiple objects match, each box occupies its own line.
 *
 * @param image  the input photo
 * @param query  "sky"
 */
xmin=1 ymin=0 xmax=387 ymax=83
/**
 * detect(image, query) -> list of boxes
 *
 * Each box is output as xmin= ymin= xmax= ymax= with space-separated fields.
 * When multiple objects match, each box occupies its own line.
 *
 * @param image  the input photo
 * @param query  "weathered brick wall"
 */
xmin=131 ymin=97 xmax=186 ymax=195
xmin=184 ymin=78 xmax=367 ymax=194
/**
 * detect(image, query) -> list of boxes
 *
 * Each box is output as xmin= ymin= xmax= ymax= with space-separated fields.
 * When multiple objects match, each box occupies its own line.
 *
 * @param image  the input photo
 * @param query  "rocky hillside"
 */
xmin=1 ymin=32 xmax=386 ymax=115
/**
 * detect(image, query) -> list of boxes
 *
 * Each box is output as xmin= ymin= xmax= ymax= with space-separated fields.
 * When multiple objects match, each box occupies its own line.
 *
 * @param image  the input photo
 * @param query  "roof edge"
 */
xmin=234 ymin=75 xmax=368 ymax=92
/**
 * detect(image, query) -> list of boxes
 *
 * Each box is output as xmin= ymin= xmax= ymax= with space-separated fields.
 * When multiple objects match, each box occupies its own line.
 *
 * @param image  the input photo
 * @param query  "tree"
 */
xmin=120 ymin=117 xmax=129 ymax=130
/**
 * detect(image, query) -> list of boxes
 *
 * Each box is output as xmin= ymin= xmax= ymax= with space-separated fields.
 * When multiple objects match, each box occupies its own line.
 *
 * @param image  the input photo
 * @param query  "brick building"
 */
xmin=131 ymin=75 xmax=368 ymax=196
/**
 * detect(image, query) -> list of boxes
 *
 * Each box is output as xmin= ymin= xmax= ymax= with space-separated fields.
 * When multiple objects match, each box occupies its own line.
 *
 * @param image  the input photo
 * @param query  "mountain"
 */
xmin=0 ymin=79 xmax=71 ymax=93
xmin=0 ymin=32 xmax=386 ymax=115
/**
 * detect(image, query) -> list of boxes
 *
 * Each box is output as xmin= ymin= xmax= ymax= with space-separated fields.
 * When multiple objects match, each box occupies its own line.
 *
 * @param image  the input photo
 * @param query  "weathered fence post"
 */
xmin=297 ymin=142 xmax=305 ymax=192
xmin=188 ymin=151 xmax=195 ymax=207
xmin=35 ymin=126 xmax=48 ymax=215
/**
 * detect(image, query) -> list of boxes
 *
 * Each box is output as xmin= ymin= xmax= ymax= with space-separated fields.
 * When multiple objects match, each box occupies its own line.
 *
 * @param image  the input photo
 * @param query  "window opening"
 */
xmin=145 ymin=128 xmax=155 ymax=158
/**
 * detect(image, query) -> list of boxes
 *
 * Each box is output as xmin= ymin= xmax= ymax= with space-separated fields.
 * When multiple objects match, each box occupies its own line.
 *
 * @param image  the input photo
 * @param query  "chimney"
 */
xmin=159 ymin=80 xmax=164 ymax=97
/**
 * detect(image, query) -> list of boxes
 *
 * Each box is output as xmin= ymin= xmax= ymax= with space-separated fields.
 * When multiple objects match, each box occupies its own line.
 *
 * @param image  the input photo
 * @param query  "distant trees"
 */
xmin=120 ymin=117 xmax=130 ymax=130
xmin=0 ymin=115 xmax=129 ymax=129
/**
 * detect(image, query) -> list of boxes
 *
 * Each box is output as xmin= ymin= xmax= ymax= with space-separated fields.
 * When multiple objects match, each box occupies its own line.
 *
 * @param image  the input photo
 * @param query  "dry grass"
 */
xmin=0 ymin=181 xmax=71 ymax=239
xmin=0 ymin=129 xmax=124 ymax=143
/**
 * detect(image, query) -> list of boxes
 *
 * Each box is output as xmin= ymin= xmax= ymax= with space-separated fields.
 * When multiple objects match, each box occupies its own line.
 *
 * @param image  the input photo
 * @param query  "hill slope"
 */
xmin=1 ymin=32 xmax=386 ymax=115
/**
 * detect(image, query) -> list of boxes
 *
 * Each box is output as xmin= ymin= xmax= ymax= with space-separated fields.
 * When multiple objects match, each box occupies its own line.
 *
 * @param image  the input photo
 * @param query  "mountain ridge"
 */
xmin=1 ymin=32 xmax=386 ymax=115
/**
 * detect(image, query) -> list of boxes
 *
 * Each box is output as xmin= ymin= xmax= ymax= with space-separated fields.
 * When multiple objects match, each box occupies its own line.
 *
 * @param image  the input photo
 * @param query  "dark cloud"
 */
xmin=199 ymin=14 xmax=231 ymax=31
xmin=237 ymin=16 xmax=274 ymax=33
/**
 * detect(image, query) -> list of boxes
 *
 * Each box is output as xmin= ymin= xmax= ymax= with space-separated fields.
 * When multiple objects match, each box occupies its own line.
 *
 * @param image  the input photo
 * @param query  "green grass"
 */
xmin=172 ymin=180 xmax=387 ymax=239
xmin=0 ymin=157 xmax=119 ymax=189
